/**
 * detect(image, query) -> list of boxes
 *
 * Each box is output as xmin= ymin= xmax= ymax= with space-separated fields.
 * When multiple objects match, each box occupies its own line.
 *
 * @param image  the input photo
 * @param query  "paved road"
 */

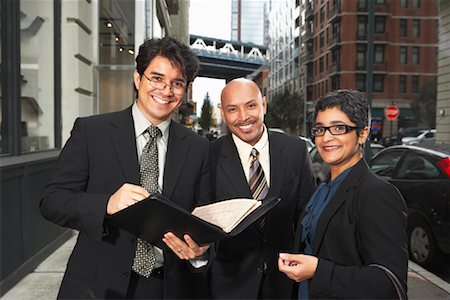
xmin=2 ymin=232 xmax=450 ymax=299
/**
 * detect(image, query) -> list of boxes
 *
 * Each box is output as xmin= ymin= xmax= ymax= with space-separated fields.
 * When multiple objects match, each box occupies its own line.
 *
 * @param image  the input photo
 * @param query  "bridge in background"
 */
xmin=189 ymin=34 xmax=268 ymax=82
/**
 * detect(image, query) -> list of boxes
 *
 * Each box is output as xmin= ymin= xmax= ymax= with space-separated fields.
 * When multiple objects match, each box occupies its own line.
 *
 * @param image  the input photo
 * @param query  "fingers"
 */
xmin=106 ymin=183 xmax=150 ymax=214
xmin=162 ymin=233 xmax=209 ymax=260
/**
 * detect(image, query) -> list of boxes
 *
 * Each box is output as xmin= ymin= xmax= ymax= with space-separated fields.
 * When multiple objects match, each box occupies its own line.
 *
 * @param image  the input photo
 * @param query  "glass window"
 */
xmin=356 ymin=74 xmax=366 ymax=92
xmin=374 ymin=75 xmax=384 ymax=92
xmin=400 ymin=19 xmax=407 ymax=37
xmin=331 ymin=75 xmax=340 ymax=90
xmin=374 ymin=44 xmax=384 ymax=63
xmin=399 ymin=75 xmax=407 ymax=93
xmin=411 ymin=76 xmax=419 ymax=93
xmin=357 ymin=16 xmax=367 ymax=39
xmin=320 ymin=7 xmax=325 ymax=23
xmin=401 ymin=0 xmax=408 ymax=8
xmin=319 ymin=57 xmax=324 ymax=73
xmin=413 ymin=0 xmax=420 ymax=9
xmin=99 ymin=0 xmax=135 ymax=114
xmin=375 ymin=16 xmax=385 ymax=33
xmin=356 ymin=44 xmax=366 ymax=69
xmin=397 ymin=154 xmax=440 ymax=180
xmin=20 ymin=0 xmax=55 ymax=153
xmin=412 ymin=19 xmax=420 ymax=38
xmin=400 ymin=46 xmax=407 ymax=64
xmin=370 ymin=150 xmax=405 ymax=178
xmin=358 ymin=0 xmax=367 ymax=11
xmin=412 ymin=47 xmax=420 ymax=65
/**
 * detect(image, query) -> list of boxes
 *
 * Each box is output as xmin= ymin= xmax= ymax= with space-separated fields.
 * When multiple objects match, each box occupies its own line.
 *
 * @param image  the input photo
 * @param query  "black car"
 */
xmin=369 ymin=145 xmax=450 ymax=268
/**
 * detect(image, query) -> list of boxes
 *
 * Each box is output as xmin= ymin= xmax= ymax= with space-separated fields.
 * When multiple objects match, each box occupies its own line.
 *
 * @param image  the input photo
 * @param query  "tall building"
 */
xmin=268 ymin=0 xmax=302 ymax=95
xmin=303 ymin=0 xmax=439 ymax=139
xmin=231 ymin=0 xmax=270 ymax=45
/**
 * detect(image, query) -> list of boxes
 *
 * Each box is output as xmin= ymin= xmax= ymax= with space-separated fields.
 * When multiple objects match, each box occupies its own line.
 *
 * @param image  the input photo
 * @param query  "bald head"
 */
xmin=220 ymin=78 xmax=266 ymax=145
xmin=221 ymin=78 xmax=262 ymax=105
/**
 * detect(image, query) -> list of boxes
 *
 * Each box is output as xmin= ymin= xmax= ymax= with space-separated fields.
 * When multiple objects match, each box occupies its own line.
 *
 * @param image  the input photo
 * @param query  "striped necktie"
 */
xmin=132 ymin=125 xmax=161 ymax=278
xmin=249 ymin=148 xmax=269 ymax=200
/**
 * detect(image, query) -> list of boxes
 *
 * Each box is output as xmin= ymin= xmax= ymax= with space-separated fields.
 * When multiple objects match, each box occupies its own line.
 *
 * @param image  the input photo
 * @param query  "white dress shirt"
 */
xmin=232 ymin=125 xmax=271 ymax=188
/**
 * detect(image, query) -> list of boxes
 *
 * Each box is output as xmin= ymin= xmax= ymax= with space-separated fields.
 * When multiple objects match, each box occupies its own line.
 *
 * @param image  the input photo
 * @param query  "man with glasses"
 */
xmin=40 ymin=37 xmax=212 ymax=299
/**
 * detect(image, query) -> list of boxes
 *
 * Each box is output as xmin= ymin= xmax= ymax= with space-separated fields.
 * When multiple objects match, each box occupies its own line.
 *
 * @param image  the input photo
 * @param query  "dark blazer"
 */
xmin=208 ymin=131 xmax=315 ymax=299
xmin=40 ymin=107 xmax=212 ymax=299
xmin=299 ymin=159 xmax=408 ymax=299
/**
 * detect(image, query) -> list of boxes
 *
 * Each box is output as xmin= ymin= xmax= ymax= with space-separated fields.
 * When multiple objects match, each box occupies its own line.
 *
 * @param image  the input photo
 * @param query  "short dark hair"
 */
xmin=314 ymin=89 xmax=371 ymax=133
xmin=135 ymin=36 xmax=200 ymax=85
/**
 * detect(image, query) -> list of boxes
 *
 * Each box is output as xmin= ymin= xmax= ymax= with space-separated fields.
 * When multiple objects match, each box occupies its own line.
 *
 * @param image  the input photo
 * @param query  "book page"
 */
xmin=192 ymin=198 xmax=261 ymax=233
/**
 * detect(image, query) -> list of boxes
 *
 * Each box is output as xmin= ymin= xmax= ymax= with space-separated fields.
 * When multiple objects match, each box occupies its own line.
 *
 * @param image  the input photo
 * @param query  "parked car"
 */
xmin=382 ymin=127 xmax=427 ymax=146
xmin=402 ymin=129 xmax=436 ymax=145
xmin=369 ymin=145 xmax=450 ymax=268
xmin=299 ymin=136 xmax=314 ymax=152
xmin=309 ymin=143 xmax=384 ymax=184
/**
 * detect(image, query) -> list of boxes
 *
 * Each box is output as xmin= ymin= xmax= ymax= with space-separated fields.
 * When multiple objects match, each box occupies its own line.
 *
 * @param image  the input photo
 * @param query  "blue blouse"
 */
xmin=298 ymin=167 xmax=352 ymax=300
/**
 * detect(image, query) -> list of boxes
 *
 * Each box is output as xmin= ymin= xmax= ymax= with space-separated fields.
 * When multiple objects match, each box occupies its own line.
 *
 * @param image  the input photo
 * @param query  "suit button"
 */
xmin=121 ymin=271 xmax=130 ymax=278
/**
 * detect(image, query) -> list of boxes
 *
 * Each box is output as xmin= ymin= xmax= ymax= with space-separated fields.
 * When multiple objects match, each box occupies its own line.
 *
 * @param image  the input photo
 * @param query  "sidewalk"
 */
xmin=2 ymin=233 xmax=450 ymax=299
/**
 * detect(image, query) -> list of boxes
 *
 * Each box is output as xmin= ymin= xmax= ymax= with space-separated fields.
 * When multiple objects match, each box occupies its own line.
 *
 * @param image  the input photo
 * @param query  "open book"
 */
xmin=107 ymin=193 xmax=279 ymax=245
xmin=192 ymin=198 xmax=261 ymax=233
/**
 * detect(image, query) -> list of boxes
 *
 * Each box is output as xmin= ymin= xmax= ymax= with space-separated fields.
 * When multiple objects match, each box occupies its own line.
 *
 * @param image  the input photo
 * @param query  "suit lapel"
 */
xmin=312 ymin=159 xmax=368 ymax=252
xmin=267 ymin=132 xmax=287 ymax=198
xmin=163 ymin=122 xmax=189 ymax=200
xmin=219 ymin=135 xmax=253 ymax=197
xmin=108 ymin=107 xmax=140 ymax=185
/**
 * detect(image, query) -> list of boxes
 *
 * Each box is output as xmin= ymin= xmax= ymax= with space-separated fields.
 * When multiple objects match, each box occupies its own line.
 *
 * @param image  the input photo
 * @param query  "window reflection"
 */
xmin=20 ymin=0 xmax=54 ymax=153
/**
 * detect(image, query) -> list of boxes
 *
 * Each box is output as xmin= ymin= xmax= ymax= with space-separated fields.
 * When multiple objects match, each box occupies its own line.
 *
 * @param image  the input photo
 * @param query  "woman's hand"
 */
xmin=163 ymin=232 xmax=210 ymax=260
xmin=278 ymin=253 xmax=318 ymax=282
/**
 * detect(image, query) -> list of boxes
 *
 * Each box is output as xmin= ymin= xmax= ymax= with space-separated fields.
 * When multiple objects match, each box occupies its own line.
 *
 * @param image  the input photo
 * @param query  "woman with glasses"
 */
xmin=278 ymin=90 xmax=408 ymax=299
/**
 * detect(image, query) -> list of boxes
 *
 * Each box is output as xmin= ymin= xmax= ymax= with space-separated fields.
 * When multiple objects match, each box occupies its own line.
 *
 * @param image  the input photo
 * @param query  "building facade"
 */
xmin=231 ymin=0 xmax=270 ymax=45
xmin=303 ymin=0 xmax=438 ymax=139
xmin=436 ymin=0 xmax=450 ymax=143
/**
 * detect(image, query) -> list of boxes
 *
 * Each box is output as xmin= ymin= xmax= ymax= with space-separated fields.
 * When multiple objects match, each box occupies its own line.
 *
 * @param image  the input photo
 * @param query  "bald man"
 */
xmin=208 ymin=78 xmax=315 ymax=299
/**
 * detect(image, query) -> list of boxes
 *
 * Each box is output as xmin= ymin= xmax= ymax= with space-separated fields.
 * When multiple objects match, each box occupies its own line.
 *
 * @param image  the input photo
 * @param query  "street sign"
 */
xmin=385 ymin=105 xmax=399 ymax=121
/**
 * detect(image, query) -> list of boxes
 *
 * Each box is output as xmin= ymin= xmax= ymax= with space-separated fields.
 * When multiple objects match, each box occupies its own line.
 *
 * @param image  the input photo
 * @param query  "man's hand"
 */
xmin=107 ymin=183 xmax=150 ymax=215
xmin=163 ymin=232 xmax=210 ymax=260
xmin=278 ymin=253 xmax=318 ymax=282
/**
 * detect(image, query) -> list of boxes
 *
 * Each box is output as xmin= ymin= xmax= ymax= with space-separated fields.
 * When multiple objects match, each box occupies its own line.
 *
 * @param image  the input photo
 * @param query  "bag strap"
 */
xmin=370 ymin=264 xmax=408 ymax=300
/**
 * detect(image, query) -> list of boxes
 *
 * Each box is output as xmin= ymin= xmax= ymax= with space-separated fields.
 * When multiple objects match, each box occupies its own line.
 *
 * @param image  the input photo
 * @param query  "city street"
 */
xmin=2 ymin=232 xmax=449 ymax=299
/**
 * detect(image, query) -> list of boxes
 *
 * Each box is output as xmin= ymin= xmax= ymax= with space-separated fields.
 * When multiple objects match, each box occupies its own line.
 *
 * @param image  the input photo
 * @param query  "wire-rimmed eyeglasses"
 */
xmin=142 ymin=73 xmax=187 ymax=95
xmin=311 ymin=124 xmax=358 ymax=137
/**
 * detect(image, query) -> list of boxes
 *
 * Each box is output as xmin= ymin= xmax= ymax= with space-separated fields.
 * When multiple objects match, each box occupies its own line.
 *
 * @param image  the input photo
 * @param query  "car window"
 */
xmin=424 ymin=132 xmax=435 ymax=138
xmin=370 ymin=150 xmax=404 ymax=177
xmin=397 ymin=153 xmax=441 ymax=179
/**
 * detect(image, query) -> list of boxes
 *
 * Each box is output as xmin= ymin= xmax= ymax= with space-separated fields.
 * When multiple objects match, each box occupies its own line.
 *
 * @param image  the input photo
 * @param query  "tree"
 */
xmin=265 ymin=90 xmax=304 ymax=135
xmin=411 ymin=78 xmax=437 ymax=128
xmin=198 ymin=92 xmax=214 ymax=131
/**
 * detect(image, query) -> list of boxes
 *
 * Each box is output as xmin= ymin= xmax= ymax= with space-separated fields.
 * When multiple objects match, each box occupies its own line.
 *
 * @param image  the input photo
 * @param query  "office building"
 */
xmin=303 ymin=0 xmax=438 ymax=138
xmin=231 ymin=0 xmax=270 ymax=45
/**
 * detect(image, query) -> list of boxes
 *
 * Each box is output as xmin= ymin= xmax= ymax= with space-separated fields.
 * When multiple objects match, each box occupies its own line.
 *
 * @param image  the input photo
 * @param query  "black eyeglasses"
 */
xmin=311 ymin=124 xmax=358 ymax=137
xmin=142 ymin=73 xmax=187 ymax=95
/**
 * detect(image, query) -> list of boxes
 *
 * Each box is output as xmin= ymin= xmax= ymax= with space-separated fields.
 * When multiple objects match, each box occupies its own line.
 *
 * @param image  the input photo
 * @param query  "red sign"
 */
xmin=385 ymin=105 xmax=399 ymax=121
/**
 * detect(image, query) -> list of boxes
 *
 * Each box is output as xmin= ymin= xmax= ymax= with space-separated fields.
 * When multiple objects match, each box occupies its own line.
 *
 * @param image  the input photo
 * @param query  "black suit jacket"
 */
xmin=208 ymin=131 xmax=315 ymax=299
xmin=40 ymin=107 xmax=212 ymax=299
xmin=298 ymin=159 xmax=408 ymax=299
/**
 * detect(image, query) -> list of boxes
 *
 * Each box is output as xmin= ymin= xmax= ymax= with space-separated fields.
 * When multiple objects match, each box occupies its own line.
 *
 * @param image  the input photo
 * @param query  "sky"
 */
xmin=189 ymin=0 xmax=231 ymax=116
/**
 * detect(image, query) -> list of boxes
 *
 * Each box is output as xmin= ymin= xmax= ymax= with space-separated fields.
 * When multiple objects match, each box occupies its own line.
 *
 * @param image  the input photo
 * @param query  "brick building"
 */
xmin=303 ymin=0 xmax=439 ymax=139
